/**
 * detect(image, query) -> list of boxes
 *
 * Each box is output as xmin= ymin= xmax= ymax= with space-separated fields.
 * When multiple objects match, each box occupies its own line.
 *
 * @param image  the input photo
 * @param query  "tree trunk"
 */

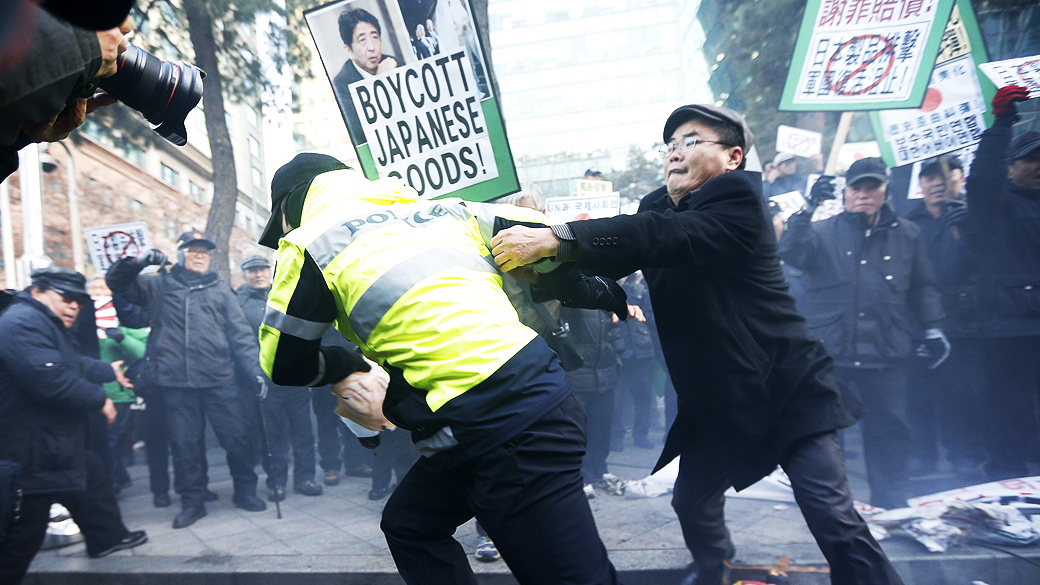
xmin=184 ymin=0 xmax=237 ymax=282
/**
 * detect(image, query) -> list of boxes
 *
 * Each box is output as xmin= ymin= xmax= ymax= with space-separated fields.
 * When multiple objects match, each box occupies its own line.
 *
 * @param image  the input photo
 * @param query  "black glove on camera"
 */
xmin=806 ymin=175 xmax=837 ymax=210
xmin=104 ymin=327 xmax=125 ymax=343
xmin=534 ymin=268 xmax=628 ymax=321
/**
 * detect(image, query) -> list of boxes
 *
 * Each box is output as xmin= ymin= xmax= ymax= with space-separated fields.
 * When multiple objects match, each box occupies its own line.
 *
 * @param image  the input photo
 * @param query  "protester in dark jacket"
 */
xmin=491 ymin=104 xmax=901 ymax=585
xmin=0 ymin=268 xmax=145 ymax=583
xmin=904 ymin=157 xmax=986 ymax=477
xmin=562 ymin=305 xmax=623 ymax=495
xmin=966 ymin=85 xmax=1040 ymax=481
xmin=236 ymin=255 xmax=324 ymax=501
xmin=106 ymin=231 xmax=267 ymax=529
xmin=780 ymin=158 xmax=945 ymax=509
xmin=612 ymin=272 xmax=657 ymax=451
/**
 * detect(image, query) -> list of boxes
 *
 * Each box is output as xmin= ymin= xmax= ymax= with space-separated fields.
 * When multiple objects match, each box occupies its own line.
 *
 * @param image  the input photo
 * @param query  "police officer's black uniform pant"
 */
xmin=264 ymin=387 xmax=318 ymax=488
xmin=982 ymin=335 xmax=1040 ymax=481
xmin=0 ymin=451 xmax=129 ymax=584
xmin=834 ymin=365 xmax=911 ymax=509
xmin=380 ymin=395 xmax=619 ymax=585
xmin=671 ymin=431 xmax=904 ymax=585
xmin=165 ymin=386 xmax=258 ymax=507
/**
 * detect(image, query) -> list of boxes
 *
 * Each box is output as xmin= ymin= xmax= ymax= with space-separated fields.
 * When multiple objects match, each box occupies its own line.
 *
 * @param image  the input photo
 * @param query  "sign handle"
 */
xmin=824 ymin=112 xmax=855 ymax=176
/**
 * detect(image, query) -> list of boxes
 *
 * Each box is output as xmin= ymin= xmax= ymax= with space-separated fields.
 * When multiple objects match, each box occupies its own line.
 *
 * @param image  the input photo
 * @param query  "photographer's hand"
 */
xmin=95 ymin=16 xmax=134 ymax=78
xmin=21 ymin=94 xmax=117 ymax=143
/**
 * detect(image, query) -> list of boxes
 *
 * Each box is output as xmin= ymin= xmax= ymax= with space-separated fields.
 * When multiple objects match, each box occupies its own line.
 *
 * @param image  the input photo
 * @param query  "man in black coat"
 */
xmin=491 ymin=104 xmax=902 ymax=585
xmin=904 ymin=157 xmax=985 ymax=477
xmin=780 ymin=158 xmax=946 ymax=509
xmin=236 ymin=255 xmax=323 ymax=501
xmin=966 ymin=85 xmax=1040 ymax=481
xmin=0 ymin=268 xmax=145 ymax=583
xmin=106 ymin=231 xmax=267 ymax=529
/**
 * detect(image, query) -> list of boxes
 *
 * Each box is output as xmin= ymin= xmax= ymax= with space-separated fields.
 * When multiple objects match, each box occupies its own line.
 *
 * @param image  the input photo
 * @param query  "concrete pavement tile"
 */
xmin=205 ymin=528 xmax=279 ymax=555
xmin=188 ymin=516 xmax=257 ymax=541
xmin=130 ymin=531 xmax=205 ymax=556
xmin=253 ymin=516 xmax=336 ymax=541
xmin=282 ymin=528 xmax=381 ymax=555
xmin=247 ymin=542 xmax=304 ymax=556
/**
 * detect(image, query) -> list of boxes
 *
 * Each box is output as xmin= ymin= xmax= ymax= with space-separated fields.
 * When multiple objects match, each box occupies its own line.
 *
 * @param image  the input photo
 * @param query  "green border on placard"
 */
xmin=780 ymin=0 xmax=957 ymax=112
xmin=869 ymin=0 xmax=995 ymax=167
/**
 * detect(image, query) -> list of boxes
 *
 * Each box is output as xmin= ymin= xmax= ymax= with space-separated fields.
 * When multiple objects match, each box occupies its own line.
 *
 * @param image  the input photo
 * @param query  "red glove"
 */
xmin=992 ymin=85 xmax=1030 ymax=116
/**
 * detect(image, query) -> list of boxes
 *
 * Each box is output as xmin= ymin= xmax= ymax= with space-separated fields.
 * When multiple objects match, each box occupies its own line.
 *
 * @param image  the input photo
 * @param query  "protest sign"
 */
xmin=305 ymin=0 xmax=518 ymax=202
xmin=84 ymin=222 xmax=151 ymax=272
xmin=871 ymin=0 xmax=994 ymax=168
xmin=781 ymin=0 xmax=956 ymax=111
xmin=769 ymin=191 xmax=808 ymax=222
xmin=979 ymin=55 xmax=1040 ymax=99
xmin=905 ymin=143 xmax=977 ymax=199
xmin=544 ymin=194 xmax=621 ymax=224
xmin=776 ymin=125 xmax=822 ymax=157
xmin=836 ymin=141 xmax=882 ymax=173
xmin=575 ymin=179 xmax=613 ymax=198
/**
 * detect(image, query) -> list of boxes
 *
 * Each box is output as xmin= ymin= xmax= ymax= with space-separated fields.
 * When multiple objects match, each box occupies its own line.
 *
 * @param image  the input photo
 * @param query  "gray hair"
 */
xmin=500 ymin=181 xmax=546 ymax=212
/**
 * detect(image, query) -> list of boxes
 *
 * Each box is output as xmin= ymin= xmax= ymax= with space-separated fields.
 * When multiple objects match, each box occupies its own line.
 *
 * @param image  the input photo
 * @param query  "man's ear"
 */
xmin=726 ymin=146 xmax=744 ymax=171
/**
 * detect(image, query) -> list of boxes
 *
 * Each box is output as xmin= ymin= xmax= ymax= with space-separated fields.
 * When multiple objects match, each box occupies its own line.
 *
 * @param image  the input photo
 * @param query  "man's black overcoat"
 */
xmin=565 ymin=170 xmax=856 ymax=489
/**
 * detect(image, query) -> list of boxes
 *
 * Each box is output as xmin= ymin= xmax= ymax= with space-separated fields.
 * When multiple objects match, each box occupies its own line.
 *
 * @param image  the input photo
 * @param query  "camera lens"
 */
xmin=98 ymin=44 xmax=205 ymax=146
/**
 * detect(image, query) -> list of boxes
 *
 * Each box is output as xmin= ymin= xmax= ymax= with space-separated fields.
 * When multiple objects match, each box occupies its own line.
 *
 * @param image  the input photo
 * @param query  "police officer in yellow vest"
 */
xmin=257 ymin=154 xmax=626 ymax=585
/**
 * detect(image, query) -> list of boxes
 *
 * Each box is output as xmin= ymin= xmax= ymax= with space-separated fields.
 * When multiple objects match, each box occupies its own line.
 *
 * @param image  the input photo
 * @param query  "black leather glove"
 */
xmin=806 ymin=175 xmax=837 ymax=210
xmin=133 ymin=249 xmax=167 ymax=268
xmin=256 ymin=375 xmax=269 ymax=400
xmin=941 ymin=200 xmax=969 ymax=227
xmin=104 ymin=327 xmax=125 ymax=343
xmin=535 ymin=269 xmax=628 ymax=321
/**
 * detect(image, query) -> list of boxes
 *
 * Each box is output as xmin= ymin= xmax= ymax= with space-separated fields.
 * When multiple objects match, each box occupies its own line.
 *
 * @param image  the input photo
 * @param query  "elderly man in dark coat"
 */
xmin=490 ymin=104 xmax=903 ymax=585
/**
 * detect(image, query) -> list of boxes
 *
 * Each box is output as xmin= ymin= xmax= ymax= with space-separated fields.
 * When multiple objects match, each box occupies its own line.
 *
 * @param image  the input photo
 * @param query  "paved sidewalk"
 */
xmin=25 ymin=430 xmax=1040 ymax=585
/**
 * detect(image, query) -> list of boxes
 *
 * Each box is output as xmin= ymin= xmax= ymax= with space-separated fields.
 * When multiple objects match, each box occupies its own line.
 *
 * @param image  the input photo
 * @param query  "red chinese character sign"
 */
xmin=84 ymin=222 xmax=152 ymax=273
xmin=979 ymin=55 xmax=1040 ymax=99
xmin=781 ymin=0 xmax=956 ymax=111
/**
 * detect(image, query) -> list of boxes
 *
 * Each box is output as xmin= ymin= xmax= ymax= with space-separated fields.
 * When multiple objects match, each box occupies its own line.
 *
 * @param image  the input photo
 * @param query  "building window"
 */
xmin=248 ymin=135 xmax=260 ymax=158
xmin=128 ymin=199 xmax=143 ymax=212
xmin=165 ymin=218 xmax=177 ymax=239
xmin=189 ymin=181 xmax=203 ymax=203
xmin=246 ymin=104 xmax=259 ymax=127
xmin=251 ymin=167 xmax=263 ymax=190
xmin=160 ymin=163 xmax=179 ymax=188
xmin=123 ymin=143 xmax=144 ymax=166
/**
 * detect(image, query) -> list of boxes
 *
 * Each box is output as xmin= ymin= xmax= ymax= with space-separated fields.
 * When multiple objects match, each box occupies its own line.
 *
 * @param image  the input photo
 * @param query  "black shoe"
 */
xmin=153 ymin=493 xmax=172 ymax=508
xmin=232 ymin=493 xmax=267 ymax=512
xmin=323 ymin=469 xmax=341 ymax=486
xmin=368 ymin=487 xmax=388 ymax=500
xmin=173 ymin=506 xmax=206 ymax=529
xmin=294 ymin=480 xmax=323 ymax=497
xmin=268 ymin=486 xmax=286 ymax=502
xmin=204 ymin=489 xmax=219 ymax=502
xmin=89 ymin=530 xmax=148 ymax=558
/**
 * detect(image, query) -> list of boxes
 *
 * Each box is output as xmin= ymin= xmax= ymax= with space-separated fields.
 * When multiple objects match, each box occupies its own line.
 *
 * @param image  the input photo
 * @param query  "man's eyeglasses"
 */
xmin=658 ymin=136 xmax=734 ymax=158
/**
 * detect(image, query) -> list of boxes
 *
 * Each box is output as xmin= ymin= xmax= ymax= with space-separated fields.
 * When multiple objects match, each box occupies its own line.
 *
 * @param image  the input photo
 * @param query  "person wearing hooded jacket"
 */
xmin=256 ymin=153 xmax=629 ymax=585
xmin=105 ymin=231 xmax=267 ymax=529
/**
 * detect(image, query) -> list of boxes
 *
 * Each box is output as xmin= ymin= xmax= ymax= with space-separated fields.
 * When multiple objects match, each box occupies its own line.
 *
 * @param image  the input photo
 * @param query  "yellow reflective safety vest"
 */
xmin=261 ymin=170 xmax=570 ymax=462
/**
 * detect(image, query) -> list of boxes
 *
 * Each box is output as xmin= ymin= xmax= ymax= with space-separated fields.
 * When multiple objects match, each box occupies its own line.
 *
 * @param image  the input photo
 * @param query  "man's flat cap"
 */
xmin=31 ymin=267 xmax=89 ymax=300
xmin=663 ymin=104 xmax=755 ymax=151
xmin=845 ymin=157 xmax=889 ymax=186
xmin=1010 ymin=131 xmax=1040 ymax=161
xmin=240 ymin=255 xmax=271 ymax=271
xmin=176 ymin=230 xmax=216 ymax=250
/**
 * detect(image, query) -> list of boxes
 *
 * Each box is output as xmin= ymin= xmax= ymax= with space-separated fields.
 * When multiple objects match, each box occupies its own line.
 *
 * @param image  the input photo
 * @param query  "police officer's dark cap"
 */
xmin=662 ymin=104 xmax=755 ymax=169
xmin=31 ymin=267 xmax=90 ymax=301
xmin=845 ymin=157 xmax=889 ymax=186
xmin=176 ymin=230 xmax=216 ymax=251
xmin=1010 ymin=131 xmax=1040 ymax=161
xmin=240 ymin=255 xmax=271 ymax=271
xmin=259 ymin=153 xmax=350 ymax=250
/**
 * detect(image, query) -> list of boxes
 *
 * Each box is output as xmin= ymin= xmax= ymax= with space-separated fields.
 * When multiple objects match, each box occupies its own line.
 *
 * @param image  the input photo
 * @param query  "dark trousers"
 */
xmin=263 ymin=387 xmax=318 ymax=488
xmin=108 ymin=402 xmax=133 ymax=487
xmin=982 ymin=335 xmax=1040 ymax=481
xmin=312 ymin=387 xmax=371 ymax=473
xmin=380 ymin=395 xmax=618 ymax=585
xmin=165 ymin=386 xmax=258 ymax=507
xmin=906 ymin=338 xmax=986 ymax=468
xmin=372 ymin=428 xmax=420 ymax=491
xmin=672 ymin=431 xmax=903 ymax=585
xmin=612 ymin=357 xmax=654 ymax=445
xmin=143 ymin=392 xmax=174 ymax=496
xmin=834 ymin=365 xmax=911 ymax=509
xmin=575 ymin=389 xmax=615 ymax=484
xmin=0 ymin=451 xmax=129 ymax=584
